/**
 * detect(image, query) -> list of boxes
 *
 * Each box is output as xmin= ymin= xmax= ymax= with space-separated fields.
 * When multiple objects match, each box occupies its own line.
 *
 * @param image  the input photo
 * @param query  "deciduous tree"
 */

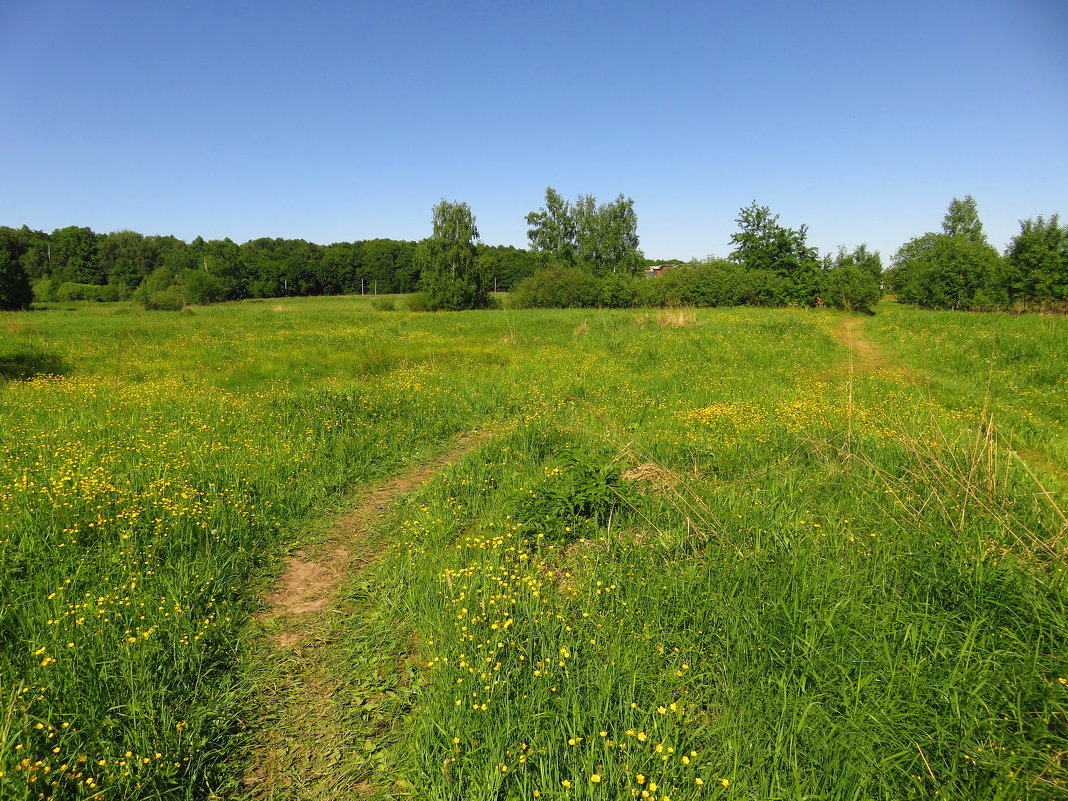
xmin=942 ymin=195 xmax=986 ymax=243
xmin=729 ymin=202 xmax=820 ymax=303
xmin=889 ymin=233 xmax=1003 ymax=309
xmin=417 ymin=200 xmax=489 ymax=310
xmin=0 ymin=228 xmax=33 ymax=310
xmin=1004 ymin=215 xmax=1068 ymax=302
xmin=526 ymin=188 xmax=576 ymax=265
xmin=527 ymin=188 xmax=643 ymax=276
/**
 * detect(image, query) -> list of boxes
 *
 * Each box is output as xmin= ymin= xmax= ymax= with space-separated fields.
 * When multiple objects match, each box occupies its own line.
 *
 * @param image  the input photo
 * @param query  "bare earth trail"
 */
xmin=830 ymin=314 xmax=890 ymax=374
xmin=242 ymin=430 xmax=497 ymax=800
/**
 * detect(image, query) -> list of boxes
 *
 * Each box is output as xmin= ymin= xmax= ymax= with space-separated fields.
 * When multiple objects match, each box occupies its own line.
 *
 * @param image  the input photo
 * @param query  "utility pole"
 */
xmin=361 ymin=278 xmax=365 ymax=295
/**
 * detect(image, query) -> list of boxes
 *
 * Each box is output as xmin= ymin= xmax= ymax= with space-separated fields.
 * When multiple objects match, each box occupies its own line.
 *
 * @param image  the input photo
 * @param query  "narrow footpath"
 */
xmin=242 ymin=431 xmax=496 ymax=800
xmin=831 ymin=313 xmax=889 ymax=374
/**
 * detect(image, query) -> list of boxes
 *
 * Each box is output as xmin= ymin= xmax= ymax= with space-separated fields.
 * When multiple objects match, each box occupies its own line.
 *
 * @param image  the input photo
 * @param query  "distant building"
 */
xmin=644 ymin=264 xmax=681 ymax=278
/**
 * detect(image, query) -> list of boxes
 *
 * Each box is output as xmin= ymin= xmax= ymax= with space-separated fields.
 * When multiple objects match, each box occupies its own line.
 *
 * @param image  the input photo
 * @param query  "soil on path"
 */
xmin=831 ymin=314 xmax=888 ymax=373
xmin=260 ymin=430 xmax=495 ymax=641
xmin=244 ymin=430 xmax=496 ymax=799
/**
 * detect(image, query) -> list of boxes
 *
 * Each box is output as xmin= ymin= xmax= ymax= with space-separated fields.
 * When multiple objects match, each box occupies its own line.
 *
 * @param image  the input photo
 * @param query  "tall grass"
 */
xmin=376 ymin=308 xmax=1067 ymax=800
xmin=1 ymin=299 xmax=1065 ymax=799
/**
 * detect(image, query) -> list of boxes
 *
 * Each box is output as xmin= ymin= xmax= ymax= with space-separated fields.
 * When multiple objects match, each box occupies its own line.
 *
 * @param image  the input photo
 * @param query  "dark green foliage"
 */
xmin=96 ymin=230 xmax=160 ymax=289
xmin=49 ymin=225 xmax=103 ymax=285
xmin=131 ymin=266 xmax=177 ymax=305
xmin=643 ymin=260 xmax=790 ymax=307
xmin=890 ymin=233 xmax=1005 ymax=310
xmin=823 ymin=245 xmax=883 ymax=313
xmin=182 ymin=269 xmax=226 ymax=305
xmin=597 ymin=272 xmax=639 ymax=307
xmin=1004 ymin=215 xmax=1068 ymax=303
xmin=371 ymin=298 xmax=396 ymax=312
xmin=890 ymin=196 xmax=1067 ymax=310
xmin=510 ymin=265 xmax=600 ymax=308
xmin=729 ymin=201 xmax=821 ymax=304
xmin=826 ymin=264 xmax=881 ymax=313
xmin=525 ymin=187 xmax=576 ymax=266
xmin=512 ymin=449 xmax=634 ymax=543
xmin=0 ymin=228 xmax=34 ymax=310
xmin=0 ymin=220 xmax=525 ymax=306
xmin=513 ymin=260 xmax=803 ymax=310
xmin=476 ymin=244 xmax=540 ymax=290
xmin=416 ymin=200 xmax=491 ymax=311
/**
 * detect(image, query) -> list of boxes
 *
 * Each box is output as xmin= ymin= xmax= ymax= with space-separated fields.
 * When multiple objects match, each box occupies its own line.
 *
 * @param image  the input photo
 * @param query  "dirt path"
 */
xmin=243 ymin=430 xmax=497 ymax=799
xmin=831 ymin=314 xmax=888 ymax=373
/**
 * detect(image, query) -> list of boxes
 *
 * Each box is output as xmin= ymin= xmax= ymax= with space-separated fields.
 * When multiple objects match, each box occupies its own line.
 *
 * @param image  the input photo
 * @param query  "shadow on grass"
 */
xmin=0 ymin=352 xmax=68 ymax=381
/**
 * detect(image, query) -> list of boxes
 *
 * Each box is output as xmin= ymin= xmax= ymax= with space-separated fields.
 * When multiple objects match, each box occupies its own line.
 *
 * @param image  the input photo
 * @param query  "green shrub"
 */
xmin=406 ymin=292 xmax=432 ymax=312
xmin=182 ymin=270 xmax=226 ymax=305
xmin=510 ymin=265 xmax=599 ymax=308
xmin=54 ymin=282 xmax=110 ymax=302
xmin=145 ymin=288 xmax=185 ymax=311
xmin=826 ymin=264 xmax=881 ymax=314
xmin=513 ymin=449 xmax=635 ymax=543
xmin=371 ymin=298 xmax=397 ymax=312
xmin=598 ymin=272 xmax=639 ymax=307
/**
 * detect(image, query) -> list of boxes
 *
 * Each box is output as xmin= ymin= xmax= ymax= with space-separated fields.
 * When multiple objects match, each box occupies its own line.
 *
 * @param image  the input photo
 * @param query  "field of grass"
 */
xmin=1 ymin=297 xmax=1065 ymax=800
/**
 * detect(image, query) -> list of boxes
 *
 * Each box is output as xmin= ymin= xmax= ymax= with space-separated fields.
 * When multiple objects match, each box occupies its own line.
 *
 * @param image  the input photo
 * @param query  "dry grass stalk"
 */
xmin=656 ymin=308 xmax=696 ymax=327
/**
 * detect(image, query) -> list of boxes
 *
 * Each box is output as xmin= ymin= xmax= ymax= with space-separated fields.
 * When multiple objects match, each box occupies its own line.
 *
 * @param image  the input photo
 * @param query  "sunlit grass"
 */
xmin=1 ymin=299 xmax=1065 ymax=800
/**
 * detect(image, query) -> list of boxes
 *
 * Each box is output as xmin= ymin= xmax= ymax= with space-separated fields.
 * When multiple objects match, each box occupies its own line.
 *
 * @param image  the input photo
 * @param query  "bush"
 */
xmin=512 ymin=449 xmax=635 ymax=543
xmin=182 ymin=270 xmax=226 ymax=305
xmin=144 ymin=288 xmax=185 ymax=311
xmin=511 ymin=266 xmax=600 ymax=308
xmin=54 ymin=282 xmax=118 ymax=302
xmin=371 ymin=298 xmax=396 ymax=312
xmin=889 ymin=234 xmax=1004 ymax=310
xmin=826 ymin=265 xmax=881 ymax=314
xmin=598 ymin=272 xmax=639 ymax=308
xmin=406 ymin=292 xmax=432 ymax=312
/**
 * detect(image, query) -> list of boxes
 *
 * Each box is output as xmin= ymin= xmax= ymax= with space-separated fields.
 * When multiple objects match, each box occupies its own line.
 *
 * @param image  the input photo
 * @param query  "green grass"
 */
xmin=1 ymin=299 xmax=1065 ymax=800
xmin=870 ymin=302 xmax=1068 ymax=473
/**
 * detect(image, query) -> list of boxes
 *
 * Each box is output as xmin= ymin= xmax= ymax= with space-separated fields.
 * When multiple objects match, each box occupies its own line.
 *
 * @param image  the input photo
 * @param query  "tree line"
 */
xmin=0 ymin=225 xmax=541 ymax=310
xmin=509 ymin=194 xmax=1065 ymax=314
xmin=886 ymin=196 xmax=1067 ymax=310
xmin=510 ymin=197 xmax=883 ymax=313
xmin=2 ymin=189 xmax=1064 ymax=313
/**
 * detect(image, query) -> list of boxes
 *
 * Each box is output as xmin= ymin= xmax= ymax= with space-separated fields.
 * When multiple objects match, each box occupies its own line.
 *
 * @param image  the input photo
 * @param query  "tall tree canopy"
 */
xmin=942 ymin=195 xmax=986 ymax=243
xmin=889 ymin=233 xmax=1004 ymax=309
xmin=526 ymin=188 xmax=644 ymax=276
xmin=0 ymin=228 xmax=34 ymax=310
xmin=525 ymin=188 xmax=575 ymax=266
xmin=728 ymin=201 xmax=820 ymax=304
xmin=417 ymin=200 xmax=490 ymax=310
xmin=1004 ymin=215 xmax=1068 ymax=302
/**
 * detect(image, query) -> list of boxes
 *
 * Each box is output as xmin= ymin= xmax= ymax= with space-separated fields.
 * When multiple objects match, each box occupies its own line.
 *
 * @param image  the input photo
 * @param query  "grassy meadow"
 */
xmin=1 ymin=297 xmax=1066 ymax=800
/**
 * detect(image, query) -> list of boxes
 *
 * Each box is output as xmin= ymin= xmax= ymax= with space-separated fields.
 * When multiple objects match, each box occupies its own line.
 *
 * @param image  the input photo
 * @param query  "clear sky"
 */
xmin=1 ymin=0 xmax=1065 ymax=262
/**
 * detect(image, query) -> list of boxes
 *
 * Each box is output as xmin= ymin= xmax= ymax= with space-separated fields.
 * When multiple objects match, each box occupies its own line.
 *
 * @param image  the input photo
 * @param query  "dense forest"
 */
xmin=0 ymin=225 xmax=544 ymax=307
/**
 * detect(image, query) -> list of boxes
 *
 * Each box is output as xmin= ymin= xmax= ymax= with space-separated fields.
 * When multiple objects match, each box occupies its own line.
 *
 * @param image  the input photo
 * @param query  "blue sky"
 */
xmin=1 ymin=0 xmax=1065 ymax=262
